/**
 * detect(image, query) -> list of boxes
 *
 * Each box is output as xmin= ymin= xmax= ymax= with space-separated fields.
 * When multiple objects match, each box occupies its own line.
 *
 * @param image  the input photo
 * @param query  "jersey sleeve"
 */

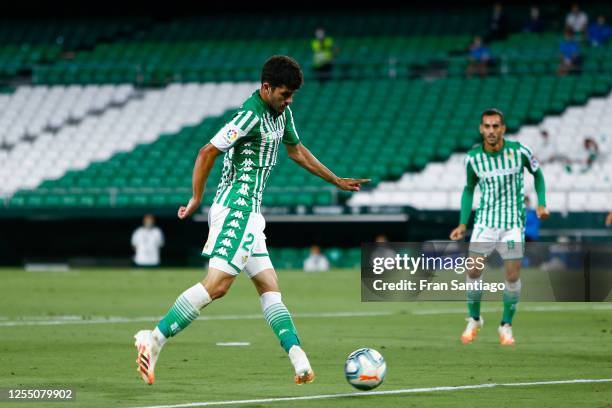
xmin=465 ymin=156 xmax=479 ymax=187
xmin=282 ymin=106 xmax=301 ymax=145
xmin=459 ymin=156 xmax=479 ymax=225
xmin=210 ymin=110 xmax=260 ymax=152
xmin=519 ymin=143 xmax=540 ymax=174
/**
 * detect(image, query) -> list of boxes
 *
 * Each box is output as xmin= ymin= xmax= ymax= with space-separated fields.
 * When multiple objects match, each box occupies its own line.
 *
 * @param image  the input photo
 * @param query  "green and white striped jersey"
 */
xmin=465 ymin=139 xmax=540 ymax=229
xmin=209 ymin=90 xmax=300 ymax=213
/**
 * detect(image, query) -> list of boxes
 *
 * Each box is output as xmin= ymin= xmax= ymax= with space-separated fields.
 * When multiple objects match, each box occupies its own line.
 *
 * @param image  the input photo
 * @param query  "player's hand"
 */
xmin=335 ymin=178 xmax=370 ymax=192
xmin=450 ymin=224 xmax=467 ymax=241
xmin=605 ymin=211 xmax=612 ymax=227
xmin=178 ymin=198 xmax=201 ymax=219
xmin=536 ymin=205 xmax=550 ymax=220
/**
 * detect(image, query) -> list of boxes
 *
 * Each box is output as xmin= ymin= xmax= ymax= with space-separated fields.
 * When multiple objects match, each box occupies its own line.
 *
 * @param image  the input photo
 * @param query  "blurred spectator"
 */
xmin=522 ymin=196 xmax=541 ymax=268
xmin=562 ymin=136 xmax=602 ymax=173
xmin=524 ymin=196 xmax=541 ymax=242
xmin=467 ymin=36 xmax=493 ymax=77
xmin=523 ymin=6 xmax=545 ymax=33
xmin=606 ymin=211 xmax=612 ymax=226
xmin=583 ymin=137 xmax=600 ymax=168
xmin=371 ymin=234 xmax=397 ymax=259
xmin=486 ymin=2 xmax=509 ymax=42
xmin=131 ymin=214 xmax=164 ymax=267
xmin=311 ymin=26 xmax=336 ymax=82
xmin=587 ymin=15 xmax=612 ymax=47
xmin=368 ymin=234 xmax=397 ymax=267
xmin=538 ymin=129 xmax=571 ymax=164
xmin=538 ymin=129 xmax=556 ymax=163
xmin=303 ymin=245 xmax=330 ymax=272
xmin=557 ymin=29 xmax=581 ymax=76
xmin=540 ymin=236 xmax=572 ymax=272
xmin=376 ymin=234 xmax=387 ymax=242
xmin=565 ymin=3 xmax=588 ymax=37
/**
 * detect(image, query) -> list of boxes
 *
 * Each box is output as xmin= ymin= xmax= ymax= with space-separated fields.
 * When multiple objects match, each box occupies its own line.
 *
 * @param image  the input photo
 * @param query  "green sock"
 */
xmin=157 ymin=284 xmax=211 ymax=338
xmin=467 ymin=290 xmax=482 ymax=319
xmin=466 ymin=277 xmax=482 ymax=319
xmin=502 ymin=279 xmax=521 ymax=325
xmin=262 ymin=292 xmax=300 ymax=353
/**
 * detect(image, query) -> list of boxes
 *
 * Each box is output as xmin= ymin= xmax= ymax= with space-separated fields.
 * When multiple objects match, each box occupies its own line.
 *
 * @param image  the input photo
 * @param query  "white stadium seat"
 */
xmin=0 ymin=82 xmax=258 ymax=196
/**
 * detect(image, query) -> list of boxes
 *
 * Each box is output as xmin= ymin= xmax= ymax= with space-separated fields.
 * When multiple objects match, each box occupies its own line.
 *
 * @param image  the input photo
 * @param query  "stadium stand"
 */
xmin=0 ymin=84 xmax=137 ymax=149
xmin=30 ymin=32 xmax=612 ymax=86
xmin=32 ymin=35 xmax=473 ymax=85
xmin=5 ymin=72 xmax=611 ymax=210
xmin=350 ymin=92 xmax=612 ymax=212
xmin=0 ymin=6 xmax=610 ymax=267
xmin=0 ymin=18 xmax=152 ymax=81
xmin=1 ymin=9 xmax=611 ymax=214
xmin=1 ymin=83 xmax=255 ymax=206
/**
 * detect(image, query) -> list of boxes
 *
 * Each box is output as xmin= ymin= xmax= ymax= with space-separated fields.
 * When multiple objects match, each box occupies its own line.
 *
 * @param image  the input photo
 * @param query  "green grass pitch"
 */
xmin=1 ymin=268 xmax=611 ymax=407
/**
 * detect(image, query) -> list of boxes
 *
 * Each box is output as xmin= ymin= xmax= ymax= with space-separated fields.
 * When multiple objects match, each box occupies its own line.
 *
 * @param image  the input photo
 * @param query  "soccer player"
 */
xmin=449 ymin=108 xmax=549 ymax=346
xmin=134 ymin=55 xmax=369 ymax=385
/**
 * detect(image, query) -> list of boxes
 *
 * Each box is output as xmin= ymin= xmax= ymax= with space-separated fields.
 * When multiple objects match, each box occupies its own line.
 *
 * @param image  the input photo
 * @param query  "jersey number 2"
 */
xmin=242 ymin=233 xmax=255 ymax=252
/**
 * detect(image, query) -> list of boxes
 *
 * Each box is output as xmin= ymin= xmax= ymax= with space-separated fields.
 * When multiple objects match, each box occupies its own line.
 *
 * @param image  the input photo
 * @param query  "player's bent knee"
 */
xmin=251 ymin=268 xmax=280 ymax=295
xmin=202 ymin=268 xmax=236 ymax=300
xmin=504 ymin=261 xmax=521 ymax=282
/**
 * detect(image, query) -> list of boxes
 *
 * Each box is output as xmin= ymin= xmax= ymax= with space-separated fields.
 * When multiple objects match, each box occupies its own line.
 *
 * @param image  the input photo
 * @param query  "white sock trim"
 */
xmin=260 ymin=291 xmax=282 ymax=312
xmin=152 ymin=327 xmax=168 ymax=347
xmin=288 ymin=345 xmax=311 ymax=373
xmin=184 ymin=283 xmax=212 ymax=310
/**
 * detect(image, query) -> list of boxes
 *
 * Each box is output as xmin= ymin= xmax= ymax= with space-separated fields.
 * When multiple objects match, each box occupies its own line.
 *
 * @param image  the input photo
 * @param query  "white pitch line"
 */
xmin=412 ymin=303 xmax=612 ymax=315
xmin=134 ymin=378 xmax=612 ymax=408
xmin=216 ymin=342 xmax=250 ymax=347
xmin=2 ymin=304 xmax=612 ymax=327
xmin=0 ymin=311 xmax=395 ymax=327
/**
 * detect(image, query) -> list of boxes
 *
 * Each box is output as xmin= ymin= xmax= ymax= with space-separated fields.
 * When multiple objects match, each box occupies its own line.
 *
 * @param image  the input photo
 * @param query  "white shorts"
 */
xmin=202 ymin=204 xmax=273 ymax=278
xmin=469 ymin=224 xmax=524 ymax=260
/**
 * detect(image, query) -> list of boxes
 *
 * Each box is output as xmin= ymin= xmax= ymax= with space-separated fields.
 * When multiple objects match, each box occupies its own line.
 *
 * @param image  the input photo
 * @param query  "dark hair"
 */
xmin=261 ymin=55 xmax=304 ymax=91
xmin=481 ymin=108 xmax=505 ymax=124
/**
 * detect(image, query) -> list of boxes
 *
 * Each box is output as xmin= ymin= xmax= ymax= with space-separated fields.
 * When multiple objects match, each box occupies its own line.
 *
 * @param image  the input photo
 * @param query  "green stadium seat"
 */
xmin=324 ymin=248 xmax=343 ymax=267
xmin=61 ymin=195 xmax=79 ymax=207
xmin=45 ymin=194 xmax=61 ymax=207
xmin=79 ymin=195 xmax=96 ymax=207
xmin=96 ymin=194 xmax=112 ymax=207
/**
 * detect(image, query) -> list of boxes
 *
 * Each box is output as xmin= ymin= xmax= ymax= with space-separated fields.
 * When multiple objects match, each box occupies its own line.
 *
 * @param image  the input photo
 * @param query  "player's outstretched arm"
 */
xmin=450 ymin=183 xmax=473 ymax=240
xmin=451 ymin=159 xmax=478 ymax=240
xmin=522 ymin=144 xmax=549 ymax=220
xmin=533 ymin=168 xmax=549 ymax=220
xmin=285 ymin=143 xmax=369 ymax=191
xmin=178 ymin=143 xmax=223 ymax=219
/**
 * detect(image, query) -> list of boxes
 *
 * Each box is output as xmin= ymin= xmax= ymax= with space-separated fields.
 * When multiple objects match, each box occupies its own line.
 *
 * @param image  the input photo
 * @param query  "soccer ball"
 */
xmin=344 ymin=348 xmax=386 ymax=390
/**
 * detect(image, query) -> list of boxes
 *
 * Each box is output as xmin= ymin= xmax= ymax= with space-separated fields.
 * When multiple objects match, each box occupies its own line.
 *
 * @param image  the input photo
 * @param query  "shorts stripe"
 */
xmin=210 ymin=209 xmax=250 ymax=262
